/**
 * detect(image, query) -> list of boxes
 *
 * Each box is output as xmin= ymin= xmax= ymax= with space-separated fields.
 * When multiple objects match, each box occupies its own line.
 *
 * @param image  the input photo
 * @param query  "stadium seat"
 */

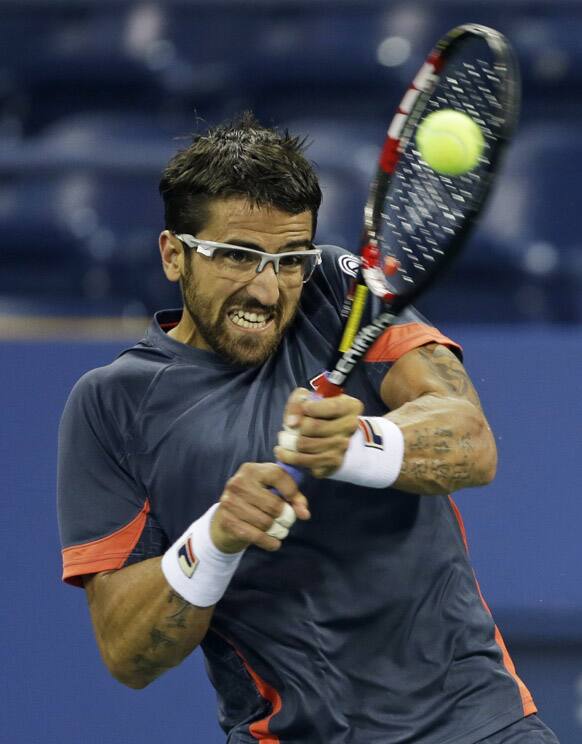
xmin=0 ymin=167 xmax=175 ymax=313
xmin=462 ymin=122 xmax=582 ymax=321
xmin=0 ymin=174 xmax=92 ymax=298
xmin=4 ymin=5 xmax=165 ymax=134
xmin=25 ymin=111 xmax=187 ymax=170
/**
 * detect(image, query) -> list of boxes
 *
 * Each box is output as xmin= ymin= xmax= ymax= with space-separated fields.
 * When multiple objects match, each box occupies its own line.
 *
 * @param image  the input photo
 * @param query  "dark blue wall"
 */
xmin=1 ymin=327 xmax=581 ymax=743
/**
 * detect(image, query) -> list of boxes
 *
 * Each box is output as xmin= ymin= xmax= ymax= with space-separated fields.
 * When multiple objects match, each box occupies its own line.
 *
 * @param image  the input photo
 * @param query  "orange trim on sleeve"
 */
xmin=448 ymin=497 xmax=537 ymax=717
xmin=62 ymin=499 xmax=150 ymax=587
xmin=364 ymin=322 xmax=462 ymax=363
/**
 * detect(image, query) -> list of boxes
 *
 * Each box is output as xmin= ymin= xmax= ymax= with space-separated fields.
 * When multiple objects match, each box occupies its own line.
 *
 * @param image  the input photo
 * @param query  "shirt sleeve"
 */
xmin=363 ymin=306 xmax=463 ymax=401
xmin=315 ymin=245 xmax=463 ymax=399
xmin=57 ymin=368 xmax=156 ymax=587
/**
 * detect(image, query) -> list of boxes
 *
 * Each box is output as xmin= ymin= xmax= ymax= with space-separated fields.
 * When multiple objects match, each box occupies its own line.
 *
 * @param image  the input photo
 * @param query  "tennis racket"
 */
xmin=277 ymin=23 xmax=519 ymax=474
xmin=313 ymin=22 xmax=520 ymax=396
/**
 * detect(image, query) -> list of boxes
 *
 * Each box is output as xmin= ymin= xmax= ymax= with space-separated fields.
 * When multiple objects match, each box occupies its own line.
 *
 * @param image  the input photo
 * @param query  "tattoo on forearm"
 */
xmin=130 ymin=592 xmax=196 ymax=680
xmin=401 ymin=426 xmax=477 ymax=490
xmin=132 ymin=654 xmax=167 ymax=678
xmin=150 ymin=627 xmax=177 ymax=649
xmin=408 ymin=430 xmax=430 ymax=451
xmin=407 ymin=427 xmax=461 ymax=455
xmin=459 ymin=434 xmax=474 ymax=453
xmin=166 ymin=590 xmax=196 ymax=629
xmin=402 ymin=457 xmax=473 ymax=489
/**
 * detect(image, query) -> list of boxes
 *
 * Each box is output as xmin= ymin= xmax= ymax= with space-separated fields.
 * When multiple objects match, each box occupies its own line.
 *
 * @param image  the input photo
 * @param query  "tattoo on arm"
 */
xmin=166 ymin=590 xmax=196 ymax=629
xmin=417 ymin=346 xmax=481 ymax=407
xmin=150 ymin=627 xmax=177 ymax=649
xmin=132 ymin=654 xmax=167 ymax=678
xmin=131 ymin=591 xmax=196 ymax=680
xmin=400 ymin=426 xmax=476 ymax=490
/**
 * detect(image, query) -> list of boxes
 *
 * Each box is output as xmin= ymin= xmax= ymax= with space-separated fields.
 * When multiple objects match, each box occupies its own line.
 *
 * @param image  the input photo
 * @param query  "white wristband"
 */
xmin=328 ymin=416 xmax=404 ymax=489
xmin=161 ymin=504 xmax=245 ymax=608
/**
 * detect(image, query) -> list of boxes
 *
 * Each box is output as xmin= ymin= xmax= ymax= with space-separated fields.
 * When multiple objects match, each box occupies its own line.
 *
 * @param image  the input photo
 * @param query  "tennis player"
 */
xmin=58 ymin=114 xmax=559 ymax=744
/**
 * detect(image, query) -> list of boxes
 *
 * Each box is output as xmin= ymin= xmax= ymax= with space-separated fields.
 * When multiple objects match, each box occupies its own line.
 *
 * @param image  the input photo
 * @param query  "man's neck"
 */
xmin=167 ymin=309 xmax=209 ymax=351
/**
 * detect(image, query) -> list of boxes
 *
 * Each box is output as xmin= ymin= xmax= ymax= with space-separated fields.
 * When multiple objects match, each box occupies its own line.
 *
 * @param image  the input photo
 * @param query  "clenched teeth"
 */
xmin=229 ymin=309 xmax=271 ymax=329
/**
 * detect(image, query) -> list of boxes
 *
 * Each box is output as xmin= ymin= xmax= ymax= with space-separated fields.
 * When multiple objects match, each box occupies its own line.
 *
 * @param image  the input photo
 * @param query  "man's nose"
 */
xmin=246 ymin=262 xmax=280 ymax=306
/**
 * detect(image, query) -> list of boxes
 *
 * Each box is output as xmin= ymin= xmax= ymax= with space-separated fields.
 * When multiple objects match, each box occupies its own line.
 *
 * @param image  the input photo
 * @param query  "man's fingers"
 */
xmin=218 ymin=490 xmax=303 ymax=551
xmin=261 ymin=465 xmax=311 ymax=519
xmin=282 ymin=387 xmax=312 ymax=428
xmin=220 ymin=493 xmax=280 ymax=531
xmin=225 ymin=465 xmax=309 ymax=519
xmin=294 ymin=414 xmax=359 ymax=439
xmin=286 ymin=491 xmax=311 ymax=520
xmin=284 ymin=434 xmax=348 ymax=455
xmin=214 ymin=461 xmax=310 ymax=553
xmin=282 ymin=391 xmax=362 ymax=429
xmin=232 ymin=462 xmax=295 ymax=502
xmin=265 ymin=502 xmax=296 ymax=539
xmin=274 ymin=445 xmax=345 ymax=478
xmin=278 ymin=428 xmax=299 ymax=451
xmin=301 ymin=394 xmax=363 ymax=421
xmin=216 ymin=507 xmax=283 ymax=552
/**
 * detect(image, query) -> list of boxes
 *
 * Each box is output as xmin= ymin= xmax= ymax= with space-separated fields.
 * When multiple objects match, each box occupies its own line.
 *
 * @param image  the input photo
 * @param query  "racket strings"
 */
xmin=378 ymin=46 xmax=506 ymax=294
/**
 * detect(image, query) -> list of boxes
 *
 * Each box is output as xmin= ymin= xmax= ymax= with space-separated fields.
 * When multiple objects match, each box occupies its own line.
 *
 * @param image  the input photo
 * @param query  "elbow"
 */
xmin=108 ymin=664 xmax=160 ymax=691
xmin=99 ymin=644 xmax=163 ymax=691
xmin=99 ymin=635 xmax=202 ymax=690
xmin=113 ymin=672 xmax=152 ymax=690
xmin=479 ymin=446 xmax=497 ymax=487
xmin=476 ymin=417 xmax=498 ymax=487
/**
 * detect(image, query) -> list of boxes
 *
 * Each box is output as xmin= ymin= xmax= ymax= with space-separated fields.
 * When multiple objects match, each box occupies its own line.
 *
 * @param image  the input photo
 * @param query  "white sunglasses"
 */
xmin=174 ymin=234 xmax=322 ymax=285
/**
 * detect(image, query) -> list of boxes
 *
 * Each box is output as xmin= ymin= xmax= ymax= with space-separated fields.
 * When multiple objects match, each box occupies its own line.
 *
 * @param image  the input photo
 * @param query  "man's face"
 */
xmin=179 ymin=198 xmax=314 ymax=366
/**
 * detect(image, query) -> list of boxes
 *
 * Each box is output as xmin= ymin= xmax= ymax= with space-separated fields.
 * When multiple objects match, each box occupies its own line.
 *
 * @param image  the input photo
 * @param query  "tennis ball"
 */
xmin=415 ymin=109 xmax=485 ymax=176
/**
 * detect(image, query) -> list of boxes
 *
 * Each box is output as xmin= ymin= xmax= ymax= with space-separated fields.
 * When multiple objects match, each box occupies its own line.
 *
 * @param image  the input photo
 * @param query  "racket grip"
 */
xmin=274 ymin=424 xmax=305 ymax=490
xmin=273 ymin=392 xmax=319 ymax=491
xmin=275 ymin=461 xmax=304 ymax=486
xmin=273 ymin=379 xmax=344 ymax=493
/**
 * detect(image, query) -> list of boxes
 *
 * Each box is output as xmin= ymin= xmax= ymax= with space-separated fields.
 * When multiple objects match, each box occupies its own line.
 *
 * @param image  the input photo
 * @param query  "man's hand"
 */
xmin=211 ymin=462 xmax=310 ymax=553
xmin=274 ymin=387 xmax=364 ymax=479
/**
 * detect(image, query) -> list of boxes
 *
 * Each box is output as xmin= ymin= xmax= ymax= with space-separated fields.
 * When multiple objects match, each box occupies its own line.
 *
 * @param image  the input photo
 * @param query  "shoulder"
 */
xmin=63 ymin=342 xmax=176 ymax=435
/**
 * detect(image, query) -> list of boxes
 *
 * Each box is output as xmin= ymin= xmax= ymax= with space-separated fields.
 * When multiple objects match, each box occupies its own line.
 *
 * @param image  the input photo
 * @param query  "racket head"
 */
xmin=321 ymin=25 xmax=520 ymax=395
xmin=363 ymin=23 xmax=520 ymax=315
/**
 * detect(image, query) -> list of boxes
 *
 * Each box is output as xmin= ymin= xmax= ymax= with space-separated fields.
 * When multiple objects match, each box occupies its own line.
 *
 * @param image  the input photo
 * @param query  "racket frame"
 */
xmin=317 ymin=23 xmax=520 ymax=397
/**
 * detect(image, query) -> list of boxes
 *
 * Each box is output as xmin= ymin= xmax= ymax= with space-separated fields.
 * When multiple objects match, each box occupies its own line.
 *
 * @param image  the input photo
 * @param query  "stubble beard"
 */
xmin=181 ymin=263 xmax=298 ymax=367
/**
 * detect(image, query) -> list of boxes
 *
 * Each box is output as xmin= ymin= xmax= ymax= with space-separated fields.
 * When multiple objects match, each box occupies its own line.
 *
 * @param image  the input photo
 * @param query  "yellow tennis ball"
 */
xmin=415 ymin=109 xmax=485 ymax=176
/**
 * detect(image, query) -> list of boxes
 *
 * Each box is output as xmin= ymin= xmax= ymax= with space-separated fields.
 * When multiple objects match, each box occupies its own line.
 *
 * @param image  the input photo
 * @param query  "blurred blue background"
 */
xmin=1 ymin=1 xmax=581 ymax=743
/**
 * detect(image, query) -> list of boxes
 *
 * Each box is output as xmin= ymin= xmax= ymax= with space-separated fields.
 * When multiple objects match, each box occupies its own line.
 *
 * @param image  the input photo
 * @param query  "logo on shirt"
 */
xmin=338 ymin=253 xmax=360 ymax=278
xmin=177 ymin=536 xmax=198 ymax=578
xmin=358 ymin=417 xmax=385 ymax=450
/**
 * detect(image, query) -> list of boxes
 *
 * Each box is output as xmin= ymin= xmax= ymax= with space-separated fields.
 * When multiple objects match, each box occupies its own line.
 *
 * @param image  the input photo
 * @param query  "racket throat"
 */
xmin=361 ymin=241 xmax=399 ymax=302
xmin=331 ymin=311 xmax=398 ymax=387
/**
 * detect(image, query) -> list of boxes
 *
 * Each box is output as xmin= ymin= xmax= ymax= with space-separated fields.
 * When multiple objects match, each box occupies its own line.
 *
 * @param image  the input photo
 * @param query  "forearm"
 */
xmin=387 ymin=393 xmax=497 ymax=495
xmin=85 ymin=557 xmax=213 ymax=689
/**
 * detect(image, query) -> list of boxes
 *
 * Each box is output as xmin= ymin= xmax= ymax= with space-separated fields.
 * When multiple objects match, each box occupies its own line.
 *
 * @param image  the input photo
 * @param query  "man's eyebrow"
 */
xmin=225 ymin=239 xmax=315 ymax=253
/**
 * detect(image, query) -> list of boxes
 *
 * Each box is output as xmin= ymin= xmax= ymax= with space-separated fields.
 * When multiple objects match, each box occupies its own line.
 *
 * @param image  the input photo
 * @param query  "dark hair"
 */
xmin=159 ymin=112 xmax=322 ymax=238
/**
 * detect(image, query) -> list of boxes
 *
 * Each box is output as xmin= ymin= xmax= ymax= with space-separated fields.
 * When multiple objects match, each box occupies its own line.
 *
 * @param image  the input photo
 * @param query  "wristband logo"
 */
xmin=358 ymin=417 xmax=385 ymax=450
xmin=177 ymin=536 xmax=199 ymax=578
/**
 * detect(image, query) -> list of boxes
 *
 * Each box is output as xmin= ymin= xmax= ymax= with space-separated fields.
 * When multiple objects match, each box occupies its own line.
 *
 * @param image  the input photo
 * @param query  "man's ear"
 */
xmin=159 ymin=231 xmax=184 ymax=282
